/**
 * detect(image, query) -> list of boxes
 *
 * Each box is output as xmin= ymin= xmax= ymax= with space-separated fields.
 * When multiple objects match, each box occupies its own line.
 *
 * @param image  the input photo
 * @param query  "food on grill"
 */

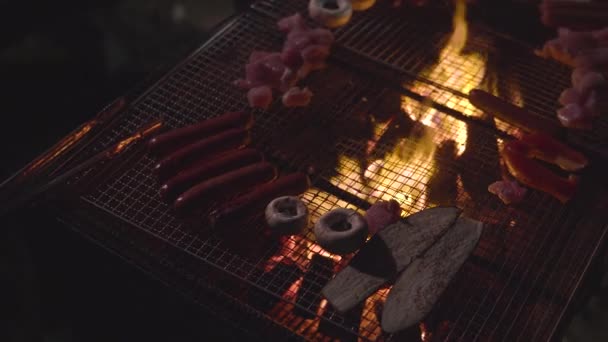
xmin=557 ymin=103 xmax=591 ymax=129
xmin=381 ymin=216 xmax=483 ymax=333
xmin=468 ymin=89 xmax=561 ymax=136
xmin=153 ymin=128 xmax=251 ymax=182
xmin=236 ymin=14 xmax=334 ymax=109
xmin=174 ymin=162 xmax=278 ymax=215
xmin=265 ymin=196 xmax=309 ymax=235
xmin=487 ymin=179 xmax=527 ymax=205
xmin=365 ymin=200 xmax=402 ymax=235
xmin=282 ymin=87 xmax=313 ymax=107
xmin=160 ymin=148 xmax=264 ymax=201
xmin=147 ymin=111 xmax=253 ymax=157
xmin=500 ymin=134 xmax=588 ymax=203
xmin=540 ymin=0 xmax=608 ymax=30
xmin=308 ymin=0 xmax=353 ymax=28
xmin=247 ymin=86 xmax=273 ymax=110
xmin=210 ymin=173 xmax=311 ymax=227
xmin=322 ymin=207 xmax=461 ymax=313
xmin=519 ymin=132 xmax=588 ymax=172
xmin=314 ymin=208 xmax=369 ymax=255
xmin=351 ymin=0 xmax=376 ymax=11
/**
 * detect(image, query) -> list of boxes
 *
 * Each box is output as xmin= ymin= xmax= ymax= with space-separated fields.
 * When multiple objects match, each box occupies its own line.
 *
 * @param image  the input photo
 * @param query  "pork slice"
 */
xmin=321 ymin=207 xmax=461 ymax=313
xmin=277 ymin=13 xmax=307 ymax=33
xmin=557 ymin=103 xmax=592 ymax=129
xmin=247 ymin=86 xmax=273 ymax=110
xmin=487 ymin=180 xmax=527 ymax=205
xmin=381 ymin=216 xmax=483 ymax=333
xmin=559 ymin=88 xmax=581 ymax=106
xmin=282 ymin=87 xmax=313 ymax=107
xmin=365 ymin=200 xmax=402 ymax=235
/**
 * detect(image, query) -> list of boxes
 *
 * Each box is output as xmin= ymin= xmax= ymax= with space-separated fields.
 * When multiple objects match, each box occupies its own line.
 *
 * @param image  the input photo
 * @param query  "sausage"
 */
xmin=174 ymin=162 xmax=278 ymax=215
xmin=210 ymin=173 xmax=310 ymax=227
xmin=160 ymin=148 xmax=264 ymax=201
xmin=468 ymin=89 xmax=562 ymax=136
xmin=153 ymin=128 xmax=250 ymax=182
xmin=148 ymin=111 xmax=253 ymax=157
xmin=501 ymin=140 xmax=578 ymax=203
xmin=519 ymin=132 xmax=588 ymax=172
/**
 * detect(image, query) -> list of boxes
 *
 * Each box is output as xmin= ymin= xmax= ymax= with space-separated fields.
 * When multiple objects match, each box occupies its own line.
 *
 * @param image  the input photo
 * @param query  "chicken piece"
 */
xmin=301 ymin=44 xmax=331 ymax=67
xmin=249 ymin=51 xmax=272 ymax=63
xmin=244 ymin=52 xmax=287 ymax=90
xmin=573 ymin=69 xmax=605 ymax=96
xmin=575 ymin=48 xmax=608 ymax=69
xmin=365 ymin=200 xmax=402 ymax=235
xmin=488 ymin=180 xmax=527 ymax=205
xmin=559 ymin=88 xmax=581 ymax=106
xmin=537 ymin=39 xmax=574 ymax=66
xmin=558 ymin=29 xmax=598 ymax=56
xmin=277 ymin=13 xmax=307 ymax=33
xmin=557 ymin=103 xmax=592 ymax=129
xmin=247 ymin=86 xmax=273 ymax=110
xmin=282 ymin=87 xmax=313 ymax=107
xmin=281 ymin=47 xmax=304 ymax=70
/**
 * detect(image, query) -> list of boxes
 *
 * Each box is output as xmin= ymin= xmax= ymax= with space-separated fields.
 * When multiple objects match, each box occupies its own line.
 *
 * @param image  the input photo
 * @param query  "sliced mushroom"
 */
xmin=314 ymin=208 xmax=368 ymax=255
xmin=265 ymin=196 xmax=309 ymax=235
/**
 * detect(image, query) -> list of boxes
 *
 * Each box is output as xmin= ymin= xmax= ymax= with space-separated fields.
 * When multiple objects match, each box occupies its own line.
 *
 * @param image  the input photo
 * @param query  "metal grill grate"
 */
xmin=66 ymin=3 xmax=608 ymax=341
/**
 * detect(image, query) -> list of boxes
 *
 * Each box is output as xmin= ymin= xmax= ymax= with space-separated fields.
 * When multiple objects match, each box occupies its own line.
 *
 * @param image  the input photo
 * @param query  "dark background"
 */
xmin=1 ymin=1 xmax=255 ymax=341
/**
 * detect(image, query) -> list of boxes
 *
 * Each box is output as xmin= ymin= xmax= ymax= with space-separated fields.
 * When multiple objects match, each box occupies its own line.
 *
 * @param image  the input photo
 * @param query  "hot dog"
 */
xmin=210 ymin=173 xmax=311 ymax=227
xmin=154 ymin=128 xmax=250 ymax=182
xmin=160 ymin=148 xmax=264 ymax=201
xmin=148 ymin=111 xmax=253 ymax=157
xmin=174 ymin=162 xmax=278 ymax=215
xmin=468 ymin=89 xmax=562 ymax=136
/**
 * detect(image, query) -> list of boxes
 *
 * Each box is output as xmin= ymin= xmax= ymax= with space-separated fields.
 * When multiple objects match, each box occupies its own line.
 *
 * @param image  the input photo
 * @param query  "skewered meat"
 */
xmin=557 ymin=103 xmax=592 ymax=129
xmin=381 ymin=216 xmax=483 ymax=333
xmin=322 ymin=207 xmax=461 ymax=313
xmin=365 ymin=200 xmax=402 ymax=235
xmin=488 ymin=180 xmax=527 ymax=205
xmin=265 ymin=196 xmax=309 ymax=236
xmin=236 ymin=13 xmax=334 ymax=109
xmin=247 ymin=86 xmax=273 ymax=110
xmin=282 ymin=87 xmax=313 ymax=107
xmin=314 ymin=208 xmax=369 ymax=255
xmin=147 ymin=111 xmax=253 ymax=157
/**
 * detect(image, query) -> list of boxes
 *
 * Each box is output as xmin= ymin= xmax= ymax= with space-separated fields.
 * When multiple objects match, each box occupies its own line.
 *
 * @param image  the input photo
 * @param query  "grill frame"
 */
xmin=26 ymin=1 xmax=608 ymax=341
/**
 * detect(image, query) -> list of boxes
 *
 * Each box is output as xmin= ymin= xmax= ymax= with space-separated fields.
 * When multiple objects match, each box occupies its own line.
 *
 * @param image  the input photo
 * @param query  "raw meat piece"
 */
xmin=249 ymin=51 xmax=272 ymax=63
xmin=277 ymin=13 xmax=306 ymax=33
xmin=301 ymin=44 xmax=331 ymax=66
xmin=247 ymin=86 xmax=273 ymax=110
xmin=245 ymin=52 xmax=286 ymax=90
xmin=575 ymin=48 xmax=608 ymax=68
xmin=488 ymin=180 xmax=527 ymax=205
xmin=559 ymin=88 xmax=581 ymax=106
xmin=281 ymin=47 xmax=304 ymax=70
xmin=282 ymin=87 xmax=313 ymax=107
xmin=365 ymin=200 xmax=402 ymax=235
xmin=557 ymin=103 xmax=592 ymax=129
xmin=573 ymin=69 xmax=605 ymax=96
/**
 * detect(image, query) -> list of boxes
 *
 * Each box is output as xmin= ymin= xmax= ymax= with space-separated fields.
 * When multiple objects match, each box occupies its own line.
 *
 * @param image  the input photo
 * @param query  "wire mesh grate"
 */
xmin=68 ymin=5 xmax=608 ymax=342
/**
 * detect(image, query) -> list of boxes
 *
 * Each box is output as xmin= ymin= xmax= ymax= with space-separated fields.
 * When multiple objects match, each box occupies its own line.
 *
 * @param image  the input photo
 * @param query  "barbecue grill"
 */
xmin=5 ymin=0 xmax=608 ymax=340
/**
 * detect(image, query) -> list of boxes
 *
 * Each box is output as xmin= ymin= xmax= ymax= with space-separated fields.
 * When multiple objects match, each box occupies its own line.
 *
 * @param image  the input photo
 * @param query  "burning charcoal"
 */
xmin=427 ymin=140 xmax=458 ymax=207
xmin=247 ymin=261 xmax=303 ymax=312
xmin=318 ymin=303 xmax=364 ymax=342
xmin=293 ymin=254 xmax=335 ymax=318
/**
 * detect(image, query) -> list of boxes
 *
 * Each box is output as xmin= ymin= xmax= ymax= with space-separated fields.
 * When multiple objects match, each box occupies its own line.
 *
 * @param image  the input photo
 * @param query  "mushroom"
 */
xmin=265 ymin=196 xmax=309 ymax=235
xmin=308 ymin=0 xmax=353 ymax=28
xmin=314 ymin=208 xmax=369 ymax=255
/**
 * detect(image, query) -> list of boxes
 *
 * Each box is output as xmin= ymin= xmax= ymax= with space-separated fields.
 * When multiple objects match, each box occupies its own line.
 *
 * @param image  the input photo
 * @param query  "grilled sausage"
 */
xmin=210 ymin=173 xmax=310 ymax=227
xmin=468 ymin=89 xmax=562 ymax=136
xmin=148 ymin=111 xmax=253 ymax=157
xmin=160 ymin=148 xmax=264 ymax=201
xmin=174 ymin=162 xmax=278 ymax=215
xmin=154 ymin=128 xmax=250 ymax=182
